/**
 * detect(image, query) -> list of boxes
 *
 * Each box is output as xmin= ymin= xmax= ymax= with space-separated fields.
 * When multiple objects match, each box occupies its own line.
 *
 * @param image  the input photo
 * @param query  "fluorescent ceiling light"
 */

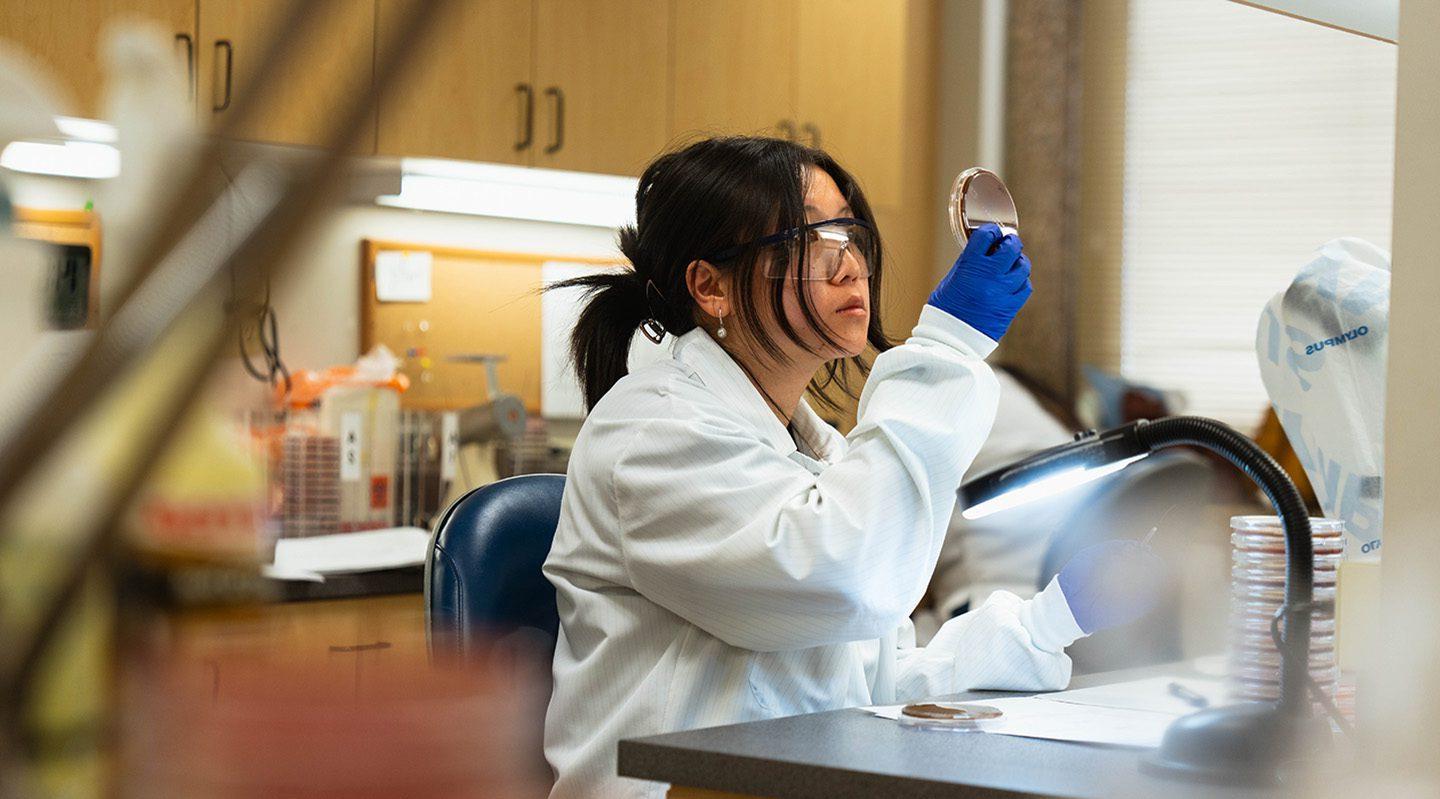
xmin=54 ymin=116 xmax=117 ymax=143
xmin=377 ymin=158 xmax=637 ymax=228
xmin=2 ymin=140 xmax=120 ymax=180
xmin=960 ymin=453 xmax=1147 ymax=520
xmin=1 ymin=116 xmax=120 ymax=179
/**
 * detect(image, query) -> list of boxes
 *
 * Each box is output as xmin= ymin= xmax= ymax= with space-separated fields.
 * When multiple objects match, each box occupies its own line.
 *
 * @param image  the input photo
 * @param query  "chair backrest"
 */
xmin=1038 ymin=450 xmax=1215 ymax=674
xmin=425 ymin=473 xmax=566 ymax=660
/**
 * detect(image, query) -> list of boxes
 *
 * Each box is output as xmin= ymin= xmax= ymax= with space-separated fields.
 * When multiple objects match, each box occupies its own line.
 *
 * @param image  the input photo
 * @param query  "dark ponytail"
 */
xmin=553 ymin=135 xmax=894 ymax=412
xmin=555 ymin=263 xmax=650 ymax=411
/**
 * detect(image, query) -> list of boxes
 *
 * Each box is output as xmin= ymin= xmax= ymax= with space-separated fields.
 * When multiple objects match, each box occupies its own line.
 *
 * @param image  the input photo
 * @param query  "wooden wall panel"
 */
xmin=997 ymin=0 xmax=1084 ymax=407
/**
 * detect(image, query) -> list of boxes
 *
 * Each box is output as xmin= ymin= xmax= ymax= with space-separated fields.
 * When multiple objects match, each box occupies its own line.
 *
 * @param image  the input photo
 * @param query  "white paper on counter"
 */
xmin=270 ymin=527 xmax=431 ymax=575
xmin=863 ymin=675 xmax=1228 ymax=749
xmin=1043 ymin=676 xmax=1228 ymax=715
xmin=866 ymin=698 xmax=1171 ymax=748
xmin=261 ymin=563 xmax=326 ymax=582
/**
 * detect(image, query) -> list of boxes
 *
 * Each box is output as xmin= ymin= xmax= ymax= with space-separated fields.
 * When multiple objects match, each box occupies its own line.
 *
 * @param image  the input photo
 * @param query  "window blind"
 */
xmin=1118 ymin=0 xmax=1396 ymax=430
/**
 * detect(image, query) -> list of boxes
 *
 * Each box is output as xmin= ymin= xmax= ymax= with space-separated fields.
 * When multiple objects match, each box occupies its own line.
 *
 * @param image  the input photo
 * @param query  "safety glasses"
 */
xmin=705 ymin=217 xmax=876 ymax=281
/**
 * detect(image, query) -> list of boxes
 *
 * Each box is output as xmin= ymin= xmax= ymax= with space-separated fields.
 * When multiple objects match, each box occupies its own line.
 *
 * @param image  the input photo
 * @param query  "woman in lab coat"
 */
xmin=544 ymin=136 xmax=1089 ymax=799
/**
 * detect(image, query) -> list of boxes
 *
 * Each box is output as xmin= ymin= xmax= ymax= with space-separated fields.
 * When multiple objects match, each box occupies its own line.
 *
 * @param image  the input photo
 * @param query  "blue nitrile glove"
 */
xmin=1056 ymin=539 xmax=1168 ymax=635
xmin=927 ymin=223 xmax=1033 ymax=341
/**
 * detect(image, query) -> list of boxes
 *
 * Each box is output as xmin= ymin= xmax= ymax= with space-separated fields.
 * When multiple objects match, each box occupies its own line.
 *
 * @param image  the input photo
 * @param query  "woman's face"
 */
xmin=753 ymin=166 xmax=872 ymax=363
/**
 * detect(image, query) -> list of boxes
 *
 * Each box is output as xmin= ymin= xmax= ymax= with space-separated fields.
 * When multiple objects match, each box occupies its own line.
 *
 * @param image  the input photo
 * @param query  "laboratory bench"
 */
xmin=162 ymin=543 xmax=432 ymax=701
xmin=619 ymin=663 xmax=1284 ymax=799
xmin=161 ymin=589 xmax=428 ymax=704
xmin=271 ymin=564 xmax=424 ymax=602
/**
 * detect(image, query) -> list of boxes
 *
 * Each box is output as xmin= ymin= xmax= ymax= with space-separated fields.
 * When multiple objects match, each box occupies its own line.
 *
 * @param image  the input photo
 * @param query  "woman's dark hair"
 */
xmin=554 ymin=135 xmax=895 ymax=411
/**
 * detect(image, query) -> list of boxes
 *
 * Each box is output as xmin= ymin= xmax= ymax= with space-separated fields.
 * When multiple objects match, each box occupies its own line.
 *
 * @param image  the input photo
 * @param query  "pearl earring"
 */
xmin=716 ymin=307 xmax=728 ymax=339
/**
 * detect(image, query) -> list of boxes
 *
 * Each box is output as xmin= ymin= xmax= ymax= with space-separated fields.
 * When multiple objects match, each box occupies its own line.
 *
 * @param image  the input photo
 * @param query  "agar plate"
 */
xmin=898 ymin=702 xmax=1003 ymax=730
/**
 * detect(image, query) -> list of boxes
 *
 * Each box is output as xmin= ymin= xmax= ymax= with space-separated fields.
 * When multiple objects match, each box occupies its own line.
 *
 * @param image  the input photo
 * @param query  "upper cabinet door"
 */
xmin=669 ymin=0 xmax=797 ymax=141
xmin=532 ymin=0 xmax=669 ymax=176
xmin=377 ymin=0 xmax=533 ymax=164
xmin=796 ymin=0 xmax=907 ymax=209
xmin=0 ymin=0 xmax=196 ymax=120
xmin=197 ymin=0 xmax=376 ymax=151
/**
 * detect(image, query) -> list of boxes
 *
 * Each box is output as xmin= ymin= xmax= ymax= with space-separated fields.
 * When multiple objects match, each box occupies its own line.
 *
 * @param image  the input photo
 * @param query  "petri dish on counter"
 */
xmin=898 ymin=702 xmax=1004 ymax=730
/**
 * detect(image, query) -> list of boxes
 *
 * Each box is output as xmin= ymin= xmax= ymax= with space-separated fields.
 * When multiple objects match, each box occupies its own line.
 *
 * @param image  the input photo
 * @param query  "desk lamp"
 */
xmin=958 ymin=416 xmax=1330 ymax=785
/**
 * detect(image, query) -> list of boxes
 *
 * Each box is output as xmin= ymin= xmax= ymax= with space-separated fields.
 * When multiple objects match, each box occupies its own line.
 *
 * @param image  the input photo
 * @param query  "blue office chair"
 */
xmin=425 ymin=473 xmax=566 ymax=662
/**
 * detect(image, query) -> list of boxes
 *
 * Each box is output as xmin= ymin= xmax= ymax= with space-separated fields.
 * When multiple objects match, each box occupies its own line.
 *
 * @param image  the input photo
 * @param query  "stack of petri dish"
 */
xmin=280 ymin=431 xmax=341 ymax=538
xmin=1228 ymin=516 xmax=1345 ymax=706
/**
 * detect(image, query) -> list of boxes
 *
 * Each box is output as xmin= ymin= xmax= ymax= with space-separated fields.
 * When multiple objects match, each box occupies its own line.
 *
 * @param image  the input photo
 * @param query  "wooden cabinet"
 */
xmin=377 ymin=0 xmax=533 ymax=164
xmin=197 ymin=0 xmax=376 ymax=151
xmin=796 ymin=0 xmax=909 ymax=211
xmin=0 ymin=0 xmax=375 ymax=150
xmin=1 ymin=0 xmax=934 ymax=254
xmin=669 ymin=0 xmax=922 ymax=211
xmin=2 ymin=0 xmax=671 ymax=173
xmin=0 ymin=0 xmax=195 ymax=120
xmin=669 ymin=0 xmax=797 ymax=141
xmin=376 ymin=0 xmax=668 ymax=175
xmin=171 ymin=594 xmax=427 ymax=701
xmin=532 ymin=0 xmax=669 ymax=176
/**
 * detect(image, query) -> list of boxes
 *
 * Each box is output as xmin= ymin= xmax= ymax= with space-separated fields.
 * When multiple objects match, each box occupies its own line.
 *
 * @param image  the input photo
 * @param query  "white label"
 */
xmin=375 ymin=250 xmax=433 ymax=302
xmin=340 ymin=412 xmax=363 ymax=482
xmin=440 ymin=411 xmax=459 ymax=482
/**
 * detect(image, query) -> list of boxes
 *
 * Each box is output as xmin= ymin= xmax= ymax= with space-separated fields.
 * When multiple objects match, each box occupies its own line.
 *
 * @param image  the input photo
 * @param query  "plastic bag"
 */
xmin=279 ymin=344 xmax=410 ymax=408
xmin=1255 ymin=238 xmax=1389 ymax=559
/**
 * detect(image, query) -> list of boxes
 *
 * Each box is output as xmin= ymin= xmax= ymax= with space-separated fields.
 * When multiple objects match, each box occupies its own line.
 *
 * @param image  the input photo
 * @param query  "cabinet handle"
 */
xmin=515 ymin=83 xmax=534 ymax=151
xmin=212 ymin=39 xmax=234 ymax=112
xmin=543 ymin=86 xmax=564 ymax=154
xmin=175 ymin=33 xmax=195 ymax=101
xmin=777 ymin=119 xmax=798 ymax=141
xmin=802 ymin=122 xmax=821 ymax=148
xmin=328 ymin=641 xmax=393 ymax=654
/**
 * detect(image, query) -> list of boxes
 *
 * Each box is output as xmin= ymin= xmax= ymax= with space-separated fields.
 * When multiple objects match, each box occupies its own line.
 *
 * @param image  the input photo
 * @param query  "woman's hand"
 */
xmin=1057 ymin=539 xmax=1169 ymax=635
xmin=927 ymin=223 xmax=1033 ymax=342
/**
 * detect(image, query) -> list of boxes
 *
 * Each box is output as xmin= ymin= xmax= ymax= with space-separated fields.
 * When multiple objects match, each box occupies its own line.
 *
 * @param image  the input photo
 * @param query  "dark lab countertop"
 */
xmin=618 ymin=664 xmax=1283 ymax=799
xmin=272 ymin=565 xmax=423 ymax=602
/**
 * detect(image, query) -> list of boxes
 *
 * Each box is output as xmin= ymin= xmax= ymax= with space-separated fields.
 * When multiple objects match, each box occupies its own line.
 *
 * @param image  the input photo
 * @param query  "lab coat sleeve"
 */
xmin=613 ymin=307 xmax=1001 ymax=653
xmin=891 ymin=576 xmax=1085 ymax=700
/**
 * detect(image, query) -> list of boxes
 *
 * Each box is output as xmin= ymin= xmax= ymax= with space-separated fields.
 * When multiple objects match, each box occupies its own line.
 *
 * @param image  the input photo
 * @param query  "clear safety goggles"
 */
xmin=705 ymin=217 xmax=876 ymax=282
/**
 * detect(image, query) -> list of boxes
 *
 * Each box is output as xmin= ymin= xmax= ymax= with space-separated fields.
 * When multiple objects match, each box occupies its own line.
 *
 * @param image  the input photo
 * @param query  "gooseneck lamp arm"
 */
xmin=1135 ymin=417 xmax=1313 ymax=716
xmin=957 ymin=416 xmax=1314 ymax=717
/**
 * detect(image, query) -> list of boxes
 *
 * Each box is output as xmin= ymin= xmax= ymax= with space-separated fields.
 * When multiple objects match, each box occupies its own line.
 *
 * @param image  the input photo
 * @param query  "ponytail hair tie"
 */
xmin=641 ymin=280 xmax=668 ymax=344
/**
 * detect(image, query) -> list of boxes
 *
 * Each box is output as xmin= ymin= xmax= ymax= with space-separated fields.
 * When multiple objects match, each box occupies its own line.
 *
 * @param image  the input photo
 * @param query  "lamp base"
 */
xmin=1141 ymin=702 xmax=1333 ymax=786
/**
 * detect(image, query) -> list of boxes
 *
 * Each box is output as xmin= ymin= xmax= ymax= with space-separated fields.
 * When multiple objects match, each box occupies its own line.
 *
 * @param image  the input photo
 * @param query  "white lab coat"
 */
xmin=930 ymin=369 xmax=1090 ymax=618
xmin=543 ymin=307 xmax=1085 ymax=799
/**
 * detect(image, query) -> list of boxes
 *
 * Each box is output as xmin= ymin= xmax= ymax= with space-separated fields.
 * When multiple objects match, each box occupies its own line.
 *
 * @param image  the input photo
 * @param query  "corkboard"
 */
xmin=359 ymin=240 xmax=620 ymax=413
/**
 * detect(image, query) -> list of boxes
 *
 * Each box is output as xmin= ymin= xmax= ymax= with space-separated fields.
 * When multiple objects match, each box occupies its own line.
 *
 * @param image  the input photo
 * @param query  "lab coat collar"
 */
xmin=670 ymin=328 xmax=843 ymax=461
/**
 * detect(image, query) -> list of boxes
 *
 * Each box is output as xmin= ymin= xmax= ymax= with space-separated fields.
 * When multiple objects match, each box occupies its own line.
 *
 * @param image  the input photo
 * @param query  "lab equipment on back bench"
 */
xmin=448 ymin=353 xmax=527 ymax=445
xmin=1255 ymin=237 xmax=1389 ymax=558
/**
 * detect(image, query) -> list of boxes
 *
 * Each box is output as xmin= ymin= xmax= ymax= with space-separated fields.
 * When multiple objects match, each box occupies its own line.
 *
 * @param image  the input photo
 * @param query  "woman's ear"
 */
xmin=684 ymin=260 xmax=730 ymax=318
